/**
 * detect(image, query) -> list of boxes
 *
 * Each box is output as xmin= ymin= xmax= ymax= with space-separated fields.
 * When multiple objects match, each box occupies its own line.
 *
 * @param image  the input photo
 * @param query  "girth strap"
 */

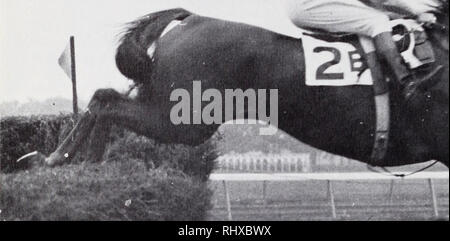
xmin=371 ymin=93 xmax=390 ymax=165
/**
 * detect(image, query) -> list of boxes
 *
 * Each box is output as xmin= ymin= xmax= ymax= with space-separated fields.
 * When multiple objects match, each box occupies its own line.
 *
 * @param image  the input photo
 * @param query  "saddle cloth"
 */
xmin=301 ymin=33 xmax=374 ymax=86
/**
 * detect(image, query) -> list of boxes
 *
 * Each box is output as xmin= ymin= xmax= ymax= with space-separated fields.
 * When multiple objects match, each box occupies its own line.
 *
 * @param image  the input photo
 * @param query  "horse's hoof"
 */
xmin=32 ymin=152 xmax=47 ymax=167
xmin=45 ymin=153 xmax=64 ymax=167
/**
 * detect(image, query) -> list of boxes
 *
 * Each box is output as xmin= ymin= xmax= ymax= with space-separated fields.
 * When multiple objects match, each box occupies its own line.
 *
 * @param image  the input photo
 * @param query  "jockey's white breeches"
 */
xmin=285 ymin=0 xmax=442 ymax=53
xmin=285 ymin=0 xmax=395 ymax=53
xmin=285 ymin=0 xmax=393 ymax=38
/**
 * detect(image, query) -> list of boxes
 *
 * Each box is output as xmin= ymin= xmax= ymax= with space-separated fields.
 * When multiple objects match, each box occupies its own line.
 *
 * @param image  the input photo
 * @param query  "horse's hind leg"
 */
xmin=85 ymin=116 xmax=113 ymax=163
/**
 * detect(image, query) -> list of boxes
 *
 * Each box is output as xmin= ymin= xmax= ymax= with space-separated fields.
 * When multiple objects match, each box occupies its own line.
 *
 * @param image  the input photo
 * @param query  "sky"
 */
xmin=0 ymin=0 xmax=302 ymax=103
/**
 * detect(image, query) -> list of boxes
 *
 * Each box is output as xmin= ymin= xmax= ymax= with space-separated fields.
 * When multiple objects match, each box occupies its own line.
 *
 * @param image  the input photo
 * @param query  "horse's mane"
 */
xmin=422 ymin=1 xmax=449 ymax=53
xmin=439 ymin=0 xmax=449 ymax=16
xmin=433 ymin=0 xmax=449 ymax=28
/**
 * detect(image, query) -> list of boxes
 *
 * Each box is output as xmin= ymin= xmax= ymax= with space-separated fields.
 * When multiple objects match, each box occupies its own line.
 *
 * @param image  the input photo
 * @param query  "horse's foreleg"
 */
xmin=45 ymin=89 xmax=124 ymax=166
xmin=44 ymin=88 xmax=164 ymax=166
xmin=45 ymin=110 xmax=97 ymax=166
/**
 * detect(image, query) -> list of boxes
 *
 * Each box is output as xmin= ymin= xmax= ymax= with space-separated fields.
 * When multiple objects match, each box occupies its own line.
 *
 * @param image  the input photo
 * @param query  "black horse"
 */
xmin=30 ymin=8 xmax=448 ymax=169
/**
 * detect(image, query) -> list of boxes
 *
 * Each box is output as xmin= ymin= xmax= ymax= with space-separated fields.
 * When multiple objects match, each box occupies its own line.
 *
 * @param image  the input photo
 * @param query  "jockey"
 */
xmin=285 ymin=0 xmax=444 ymax=100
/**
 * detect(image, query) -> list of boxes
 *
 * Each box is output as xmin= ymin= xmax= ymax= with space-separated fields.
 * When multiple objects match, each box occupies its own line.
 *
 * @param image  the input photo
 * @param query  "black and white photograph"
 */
xmin=0 ymin=0 xmax=448 ymax=228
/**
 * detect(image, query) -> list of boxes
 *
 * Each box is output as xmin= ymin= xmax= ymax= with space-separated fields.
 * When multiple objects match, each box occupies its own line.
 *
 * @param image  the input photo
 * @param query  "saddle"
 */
xmin=304 ymin=19 xmax=439 ymax=166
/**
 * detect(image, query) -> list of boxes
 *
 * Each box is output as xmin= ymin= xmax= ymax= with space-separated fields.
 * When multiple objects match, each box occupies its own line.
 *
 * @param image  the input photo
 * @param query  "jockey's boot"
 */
xmin=373 ymin=32 xmax=443 ymax=101
xmin=365 ymin=52 xmax=389 ymax=95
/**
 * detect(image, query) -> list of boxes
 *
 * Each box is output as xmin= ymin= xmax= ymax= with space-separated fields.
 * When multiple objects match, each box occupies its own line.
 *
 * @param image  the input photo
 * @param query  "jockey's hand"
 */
xmin=417 ymin=12 xmax=437 ymax=27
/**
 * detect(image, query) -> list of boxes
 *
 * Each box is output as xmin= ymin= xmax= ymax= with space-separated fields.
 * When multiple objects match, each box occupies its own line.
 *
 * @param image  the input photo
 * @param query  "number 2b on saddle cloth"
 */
xmin=302 ymin=33 xmax=373 ymax=86
xmin=302 ymin=20 xmax=436 ymax=87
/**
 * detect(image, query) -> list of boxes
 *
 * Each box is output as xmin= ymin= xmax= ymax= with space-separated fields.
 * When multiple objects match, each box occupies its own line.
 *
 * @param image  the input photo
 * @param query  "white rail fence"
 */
xmin=211 ymin=152 xmax=449 ymax=220
xmin=210 ymin=172 xmax=449 ymax=221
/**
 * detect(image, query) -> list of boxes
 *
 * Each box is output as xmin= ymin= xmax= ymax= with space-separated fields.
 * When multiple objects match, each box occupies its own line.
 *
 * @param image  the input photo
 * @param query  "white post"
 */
xmin=428 ymin=179 xmax=439 ymax=218
xmin=388 ymin=179 xmax=395 ymax=204
xmin=327 ymin=180 xmax=337 ymax=219
xmin=223 ymin=180 xmax=233 ymax=221
xmin=262 ymin=181 xmax=268 ymax=205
